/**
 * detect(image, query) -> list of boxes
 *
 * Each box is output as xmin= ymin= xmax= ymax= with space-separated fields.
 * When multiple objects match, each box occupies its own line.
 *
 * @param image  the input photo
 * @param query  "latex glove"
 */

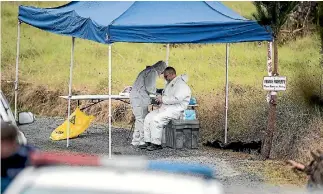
xmin=156 ymin=95 xmax=162 ymax=104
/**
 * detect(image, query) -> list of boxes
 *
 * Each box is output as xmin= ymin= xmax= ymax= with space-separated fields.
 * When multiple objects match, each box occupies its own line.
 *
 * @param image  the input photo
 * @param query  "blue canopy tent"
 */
xmin=15 ymin=1 xmax=273 ymax=158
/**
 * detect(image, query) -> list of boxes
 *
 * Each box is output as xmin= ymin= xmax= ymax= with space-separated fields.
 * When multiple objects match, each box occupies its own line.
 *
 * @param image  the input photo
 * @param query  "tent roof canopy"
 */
xmin=18 ymin=1 xmax=273 ymax=44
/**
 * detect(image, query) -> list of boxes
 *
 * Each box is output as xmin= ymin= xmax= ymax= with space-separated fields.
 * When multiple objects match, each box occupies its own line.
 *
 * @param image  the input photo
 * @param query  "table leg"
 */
xmin=127 ymin=121 xmax=135 ymax=141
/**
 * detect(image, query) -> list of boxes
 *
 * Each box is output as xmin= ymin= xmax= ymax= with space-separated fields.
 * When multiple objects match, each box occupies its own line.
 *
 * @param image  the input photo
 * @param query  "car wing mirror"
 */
xmin=18 ymin=112 xmax=35 ymax=125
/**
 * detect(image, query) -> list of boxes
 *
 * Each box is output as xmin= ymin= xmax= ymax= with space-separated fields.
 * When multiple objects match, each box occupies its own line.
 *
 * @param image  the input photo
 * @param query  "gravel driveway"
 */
xmin=20 ymin=117 xmax=308 ymax=194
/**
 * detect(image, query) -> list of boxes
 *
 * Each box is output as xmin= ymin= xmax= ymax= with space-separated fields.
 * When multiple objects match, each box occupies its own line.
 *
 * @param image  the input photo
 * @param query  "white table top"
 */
xmin=59 ymin=95 xmax=130 ymax=100
xmin=59 ymin=95 xmax=198 ymax=107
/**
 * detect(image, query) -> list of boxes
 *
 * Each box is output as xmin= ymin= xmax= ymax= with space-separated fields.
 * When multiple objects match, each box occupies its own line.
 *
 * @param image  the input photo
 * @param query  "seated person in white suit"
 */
xmin=139 ymin=66 xmax=191 ymax=151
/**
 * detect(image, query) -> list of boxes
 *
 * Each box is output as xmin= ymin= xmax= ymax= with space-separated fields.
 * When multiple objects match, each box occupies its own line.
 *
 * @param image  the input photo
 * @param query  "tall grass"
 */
xmin=1 ymin=1 xmax=322 ymax=161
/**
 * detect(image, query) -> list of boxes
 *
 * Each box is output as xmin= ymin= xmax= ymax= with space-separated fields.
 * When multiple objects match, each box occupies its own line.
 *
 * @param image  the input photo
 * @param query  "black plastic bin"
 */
xmin=164 ymin=119 xmax=200 ymax=149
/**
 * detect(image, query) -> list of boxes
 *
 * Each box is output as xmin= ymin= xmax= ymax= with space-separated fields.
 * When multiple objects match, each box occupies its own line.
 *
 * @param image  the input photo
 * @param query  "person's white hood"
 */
xmin=180 ymin=74 xmax=189 ymax=83
xmin=151 ymin=60 xmax=167 ymax=74
xmin=162 ymin=74 xmax=191 ymax=111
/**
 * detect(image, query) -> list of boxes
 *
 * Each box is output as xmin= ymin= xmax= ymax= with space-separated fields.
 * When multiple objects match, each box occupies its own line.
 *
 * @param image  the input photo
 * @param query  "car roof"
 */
xmin=16 ymin=166 xmax=223 ymax=194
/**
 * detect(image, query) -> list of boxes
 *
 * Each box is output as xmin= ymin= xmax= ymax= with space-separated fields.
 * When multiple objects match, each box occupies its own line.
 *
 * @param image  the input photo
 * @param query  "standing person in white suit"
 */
xmin=139 ymin=67 xmax=191 ymax=151
xmin=129 ymin=61 xmax=167 ymax=146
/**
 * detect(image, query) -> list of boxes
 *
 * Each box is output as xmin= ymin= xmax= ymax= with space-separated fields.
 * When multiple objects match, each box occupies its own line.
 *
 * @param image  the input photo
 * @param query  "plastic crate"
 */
xmin=165 ymin=120 xmax=200 ymax=149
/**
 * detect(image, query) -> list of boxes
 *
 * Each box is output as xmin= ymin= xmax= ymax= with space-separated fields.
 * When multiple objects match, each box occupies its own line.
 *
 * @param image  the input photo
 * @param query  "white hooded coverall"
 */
xmin=130 ymin=61 xmax=167 ymax=146
xmin=143 ymin=74 xmax=191 ymax=145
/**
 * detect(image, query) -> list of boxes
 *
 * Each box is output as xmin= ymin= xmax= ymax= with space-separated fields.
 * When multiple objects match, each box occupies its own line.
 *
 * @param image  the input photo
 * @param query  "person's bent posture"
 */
xmin=140 ymin=67 xmax=191 ymax=151
xmin=129 ymin=61 xmax=167 ymax=146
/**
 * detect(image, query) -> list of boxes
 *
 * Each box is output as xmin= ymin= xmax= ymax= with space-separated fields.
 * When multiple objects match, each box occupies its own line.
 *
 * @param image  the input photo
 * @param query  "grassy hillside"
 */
xmin=1 ymin=1 xmax=322 ymax=162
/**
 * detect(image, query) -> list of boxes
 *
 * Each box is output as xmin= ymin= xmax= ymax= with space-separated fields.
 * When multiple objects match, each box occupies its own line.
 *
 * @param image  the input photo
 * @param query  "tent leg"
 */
xmin=108 ymin=44 xmax=112 ymax=159
xmin=14 ymin=20 xmax=21 ymax=120
xmin=164 ymin=44 xmax=170 ymax=86
xmin=224 ymin=43 xmax=230 ymax=144
xmin=67 ymin=37 xmax=75 ymax=148
xmin=166 ymin=44 xmax=170 ymax=66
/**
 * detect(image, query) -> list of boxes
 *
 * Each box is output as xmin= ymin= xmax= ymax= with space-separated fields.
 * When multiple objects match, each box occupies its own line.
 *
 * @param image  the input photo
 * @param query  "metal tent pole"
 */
xmin=163 ymin=44 xmax=170 ymax=87
xmin=166 ymin=44 xmax=170 ymax=66
xmin=108 ymin=44 xmax=112 ymax=159
xmin=224 ymin=43 xmax=230 ymax=144
xmin=14 ymin=21 xmax=22 ymax=120
xmin=66 ymin=37 xmax=75 ymax=148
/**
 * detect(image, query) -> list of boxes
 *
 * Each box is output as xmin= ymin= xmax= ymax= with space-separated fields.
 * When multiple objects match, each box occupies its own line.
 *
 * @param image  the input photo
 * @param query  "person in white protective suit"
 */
xmin=139 ymin=67 xmax=191 ymax=151
xmin=129 ymin=61 xmax=167 ymax=146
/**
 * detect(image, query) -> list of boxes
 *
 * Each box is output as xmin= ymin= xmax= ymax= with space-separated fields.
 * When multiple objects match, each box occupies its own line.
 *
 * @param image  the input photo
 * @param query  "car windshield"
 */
xmin=0 ymin=91 xmax=16 ymax=124
xmin=21 ymin=187 xmax=147 ymax=194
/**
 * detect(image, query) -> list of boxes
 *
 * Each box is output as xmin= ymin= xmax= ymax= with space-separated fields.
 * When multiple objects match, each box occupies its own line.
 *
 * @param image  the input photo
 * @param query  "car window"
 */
xmin=21 ymin=187 xmax=147 ymax=194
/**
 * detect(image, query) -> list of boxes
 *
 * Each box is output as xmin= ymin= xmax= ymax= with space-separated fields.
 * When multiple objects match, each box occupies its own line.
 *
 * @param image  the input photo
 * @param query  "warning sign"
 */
xmin=263 ymin=76 xmax=287 ymax=91
xmin=69 ymin=115 xmax=76 ymax=125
